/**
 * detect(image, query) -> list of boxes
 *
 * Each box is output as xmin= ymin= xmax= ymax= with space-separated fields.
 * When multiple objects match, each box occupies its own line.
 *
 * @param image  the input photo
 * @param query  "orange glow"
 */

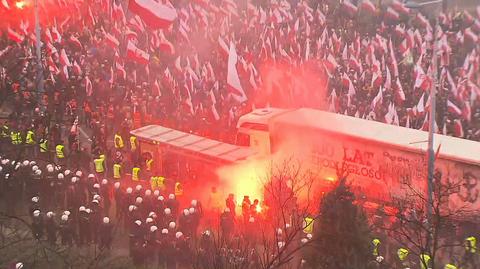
xmin=15 ymin=1 xmax=26 ymax=9
xmin=256 ymin=204 xmax=262 ymax=213
xmin=325 ymin=176 xmax=336 ymax=182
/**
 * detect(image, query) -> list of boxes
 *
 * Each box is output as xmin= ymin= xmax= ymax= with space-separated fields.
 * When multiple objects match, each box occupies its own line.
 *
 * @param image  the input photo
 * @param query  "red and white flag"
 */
xmin=453 ymin=119 xmax=464 ymax=138
xmin=360 ymin=0 xmax=376 ymax=15
xmin=115 ymin=62 xmax=126 ymax=80
xmin=342 ymin=0 xmax=358 ymax=17
xmin=7 ymin=27 xmax=24 ymax=43
xmin=227 ymin=42 xmax=247 ymax=102
xmin=128 ymin=0 xmax=177 ymax=29
xmin=1 ymin=0 xmax=10 ymax=10
xmin=73 ymin=61 xmax=82 ymax=76
xmin=85 ymin=76 xmax=93 ymax=96
xmin=113 ymin=2 xmax=126 ymax=24
xmin=60 ymin=49 xmax=72 ymax=67
xmin=371 ymin=87 xmax=383 ymax=110
xmin=394 ymin=77 xmax=406 ymax=104
xmin=104 ymin=33 xmax=120 ymax=49
xmin=69 ymin=36 xmax=82 ymax=49
xmin=447 ymin=100 xmax=462 ymax=117
xmin=416 ymin=93 xmax=425 ymax=114
xmin=385 ymin=7 xmax=400 ymax=22
xmin=126 ymin=40 xmax=150 ymax=65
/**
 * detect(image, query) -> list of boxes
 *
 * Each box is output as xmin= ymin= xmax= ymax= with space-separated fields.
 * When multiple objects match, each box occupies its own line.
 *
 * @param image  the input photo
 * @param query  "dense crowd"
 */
xmin=0 ymin=0 xmax=480 ymax=268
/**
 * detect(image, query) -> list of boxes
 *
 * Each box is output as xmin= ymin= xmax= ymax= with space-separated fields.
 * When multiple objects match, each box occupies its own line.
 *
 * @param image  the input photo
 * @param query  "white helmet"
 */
xmin=46 ymin=211 xmax=54 ymax=218
xmin=277 ymin=241 xmax=285 ymax=248
xmin=63 ymin=210 xmax=71 ymax=216
xmin=277 ymin=228 xmax=283 ymax=235
xmin=101 ymin=179 xmax=108 ymax=185
xmin=46 ymin=164 xmax=53 ymax=169
xmin=135 ymin=197 xmax=143 ymax=204
xmin=33 ymin=210 xmax=41 ymax=217
xmin=135 ymin=185 xmax=142 ymax=191
xmin=148 ymin=212 xmax=156 ymax=218
xmin=93 ymin=194 xmax=101 ymax=200
xmin=15 ymin=262 xmax=24 ymax=269
xmin=249 ymin=217 xmax=255 ymax=223
xmin=57 ymin=173 xmax=64 ymax=179
xmin=134 ymin=220 xmax=142 ymax=226
xmin=114 ymin=182 xmax=120 ymax=189
xmin=175 ymin=231 xmax=183 ymax=239
xmin=128 ymin=205 xmax=136 ymax=212
xmin=88 ymin=173 xmax=95 ymax=178
xmin=204 ymin=230 xmax=211 ymax=236
xmin=85 ymin=208 xmax=92 ymax=214
xmin=169 ymin=193 xmax=175 ymax=200
xmin=183 ymin=209 xmax=190 ymax=216
xmin=0 ymin=166 xmax=2 ymax=172
xmin=189 ymin=207 xmax=195 ymax=214
xmin=75 ymin=171 xmax=83 ymax=177
xmin=79 ymin=206 xmax=86 ymax=212
xmin=103 ymin=217 xmax=110 ymax=224
xmin=164 ymin=208 xmax=171 ymax=215
xmin=23 ymin=160 xmax=30 ymax=166
xmin=64 ymin=169 xmax=71 ymax=176
xmin=47 ymin=166 xmax=54 ymax=173
xmin=158 ymin=195 xmax=164 ymax=201
xmin=31 ymin=196 xmax=39 ymax=203
xmin=35 ymin=170 xmax=42 ymax=175
xmin=146 ymin=217 xmax=153 ymax=223
xmin=15 ymin=163 xmax=21 ymax=171
xmin=306 ymin=233 xmax=313 ymax=240
xmin=93 ymin=183 xmax=100 ymax=189
xmin=145 ymin=189 xmax=151 ymax=196
xmin=169 ymin=222 xmax=176 ymax=229
xmin=61 ymin=214 xmax=68 ymax=221
xmin=126 ymin=187 xmax=133 ymax=194
xmin=191 ymin=200 xmax=198 ymax=206
xmin=285 ymin=223 xmax=291 ymax=229
xmin=376 ymin=256 xmax=384 ymax=263
xmin=153 ymin=190 xmax=160 ymax=196
xmin=224 ymin=208 xmax=230 ymax=213
xmin=150 ymin=225 xmax=158 ymax=232
xmin=92 ymin=199 xmax=99 ymax=204
xmin=301 ymin=238 xmax=308 ymax=244
xmin=30 ymin=161 xmax=36 ymax=166
xmin=161 ymin=228 xmax=168 ymax=234
xmin=71 ymin=177 xmax=78 ymax=183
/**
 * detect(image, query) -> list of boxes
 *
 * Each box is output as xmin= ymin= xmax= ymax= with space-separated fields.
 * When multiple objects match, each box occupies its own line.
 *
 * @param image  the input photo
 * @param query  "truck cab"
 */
xmin=236 ymin=108 xmax=289 ymax=155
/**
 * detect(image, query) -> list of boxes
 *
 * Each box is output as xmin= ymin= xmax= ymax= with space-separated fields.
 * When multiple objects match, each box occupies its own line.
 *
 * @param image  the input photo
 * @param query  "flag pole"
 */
xmin=34 ymin=0 xmax=44 ymax=110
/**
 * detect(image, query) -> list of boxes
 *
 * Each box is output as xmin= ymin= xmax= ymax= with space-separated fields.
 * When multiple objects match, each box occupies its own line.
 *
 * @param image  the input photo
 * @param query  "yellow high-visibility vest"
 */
xmin=419 ymin=254 xmax=431 ymax=269
xmin=157 ymin=176 xmax=165 ymax=190
xmin=397 ymin=248 xmax=409 ymax=261
xmin=303 ymin=217 xmax=314 ymax=234
xmin=113 ymin=164 xmax=121 ymax=179
xmin=99 ymin=154 xmax=105 ymax=160
xmin=444 ymin=264 xmax=457 ymax=269
xmin=132 ymin=167 xmax=140 ymax=181
xmin=175 ymin=182 xmax=183 ymax=196
xmin=146 ymin=159 xmax=153 ymax=171
xmin=56 ymin=144 xmax=65 ymax=158
xmin=0 ymin=125 xmax=9 ymax=138
xmin=114 ymin=134 xmax=124 ymax=149
xmin=11 ymin=131 xmax=22 ymax=145
xmin=372 ymin=239 xmax=380 ymax=256
xmin=39 ymin=139 xmax=48 ymax=152
xmin=466 ymin=236 xmax=477 ymax=253
xmin=26 ymin=130 xmax=35 ymax=145
xmin=94 ymin=158 xmax=104 ymax=173
xmin=150 ymin=176 xmax=157 ymax=189
xmin=130 ymin=136 xmax=137 ymax=151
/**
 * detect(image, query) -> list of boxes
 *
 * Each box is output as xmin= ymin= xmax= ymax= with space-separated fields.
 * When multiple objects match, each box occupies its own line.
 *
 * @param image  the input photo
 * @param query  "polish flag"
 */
xmin=85 ymin=76 xmax=93 ymax=96
xmin=7 ymin=27 xmax=24 ymax=43
xmin=453 ymin=119 xmax=463 ymax=138
xmin=227 ymin=42 xmax=247 ymax=102
xmin=416 ymin=93 xmax=425 ymax=115
xmin=69 ymin=36 xmax=82 ymax=49
xmin=73 ymin=61 xmax=82 ymax=76
xmin=464 ymin=28 xmax=478 ymax=44
xmin=360 ymin=0 xmax=376 ymax=15
xmin=1 ymin=0 xmax=10 ymax=10
xmin=159 ymin=39 xmax=175 ymax=55
xmin=394 ymin=77 xmax=406 ymax=104
xmin=126 ymin=40 xmax=150 ymax=65
xmin=115 ymin=62 xmax=126 ymax=80
xmin=104 ymin=33 xmax=120 ymax=49
xmin=324 ymin=54 xmax=338 ymax=75
xmin=342 ymin=0 xmax=358 ymax=17
xmin=113 ymin=2 xmax=126 ymax=24
xmin=218 ymin=36 xmax=229 ymax=58
xmin=385 ymin=7 xmax=400 ymax=22
xmin=447 ymin=100 xmax=462 ymax=117
xmin=128 ymin=0 xmax=177 ymax=29
xmin=60 ymin=49 xmax=72 ymax=67
xmin=371 ymin=87 xmax=383 ymax=110
xmin=391 ymin=0 xmax=409 ymax=15
xmin=415 ymin=13 xmax=429 ymax=29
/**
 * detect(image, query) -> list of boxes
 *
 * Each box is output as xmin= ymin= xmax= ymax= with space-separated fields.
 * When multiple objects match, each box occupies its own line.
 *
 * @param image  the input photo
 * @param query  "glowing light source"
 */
xmin=325 ymin=176 xmax=336 ymax=182
xmin=255 ymin=204 xmax=262 ymax=213
xmin=15 ymin=1 xmax=26 ymax=9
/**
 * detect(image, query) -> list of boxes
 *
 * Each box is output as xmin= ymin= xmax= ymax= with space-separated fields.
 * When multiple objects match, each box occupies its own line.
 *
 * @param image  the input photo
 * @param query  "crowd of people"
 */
xmin=0 ymin=0 xmax=480 ymax=268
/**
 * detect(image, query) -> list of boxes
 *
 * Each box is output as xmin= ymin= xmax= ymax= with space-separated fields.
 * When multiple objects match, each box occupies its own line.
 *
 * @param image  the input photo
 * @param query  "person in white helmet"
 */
xmin=99 ymin=217 xmax=113 ymax=249
xmin=29 ymin=196 xmax=40 ymax=216
xmin=179 ymin=209 xmax=192 ymax=237
xmin=59 ymin=214 xmax=75 ymax=247
xmin=32 ymin=210 xmax=44 ymax=239
xmin=166 ymin=193 xmax=179 ymax=216
xmin=15 ymin=262 xmax=23 ymax=269
xmin=145 ymin=225 xmax=158 ymax=264
xmin=77 ymin=205 xmax=91 ymax=246
xmin=45 ymin=211 xmax=58 ymax=245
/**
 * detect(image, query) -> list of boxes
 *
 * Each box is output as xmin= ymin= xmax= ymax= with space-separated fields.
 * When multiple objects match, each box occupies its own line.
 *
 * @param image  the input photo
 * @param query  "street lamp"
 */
xmin=405 ymin=0 xmax=442 ymax=252
xmin=34 ymin=0 xmax=44 ymax=108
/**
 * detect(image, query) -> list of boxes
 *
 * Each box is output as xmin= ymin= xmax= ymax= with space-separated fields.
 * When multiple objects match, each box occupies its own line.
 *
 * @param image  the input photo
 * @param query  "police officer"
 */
xmin=59 ymin=214 xmax=74 ymax=246
xmin=55 ymin=141 xmax=66 ymax=165
xmin=167 ymin=194 xmax=179 ymax=217
xmin=31 ymin=210 xmax=44 ymax=240
xmin=45 ymin=211 xmax=57 ymax=245
xmin=99 ymin=217 xmax=113 ymax=249
xmin=464 ymin=236 xmax=477 ymax=268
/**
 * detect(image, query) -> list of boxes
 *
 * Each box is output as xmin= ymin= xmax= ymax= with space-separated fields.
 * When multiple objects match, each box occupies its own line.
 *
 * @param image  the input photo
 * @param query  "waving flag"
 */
xmin=126 ymin=40 xmax=150 ymax=65
xmin=227 ymin=42 xmax=247 ymax=102
xmin=7 ymin=27 xmax=24 ymax=43
xmin=128 ymin=0 xmax=177 ymax=29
